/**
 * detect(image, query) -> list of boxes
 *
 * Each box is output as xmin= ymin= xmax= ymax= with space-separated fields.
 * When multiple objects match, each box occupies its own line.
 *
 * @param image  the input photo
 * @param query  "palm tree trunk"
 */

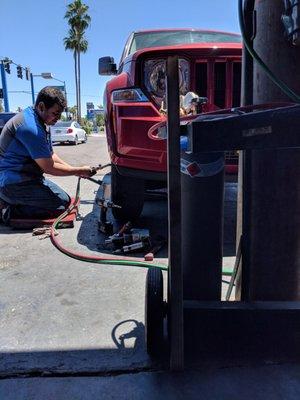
xmin=74 ymin=50 xmax=79 ymax=121
xmin=77 ymin=50 xmax=81 ymax=122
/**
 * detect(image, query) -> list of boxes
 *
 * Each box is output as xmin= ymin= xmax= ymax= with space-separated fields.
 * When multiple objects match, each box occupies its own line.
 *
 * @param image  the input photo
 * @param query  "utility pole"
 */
xmin=241 ymin=0 xmax=300 ymax=300
xmin=30 ymin=73 xmax=35 ymax=105
xmin=0 ymin=60 xmax=10 ymax=112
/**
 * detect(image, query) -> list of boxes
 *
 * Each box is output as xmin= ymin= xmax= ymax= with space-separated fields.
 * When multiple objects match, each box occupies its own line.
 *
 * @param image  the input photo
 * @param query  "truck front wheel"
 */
xmin=111 ymin=164 xmax=144 ymax=221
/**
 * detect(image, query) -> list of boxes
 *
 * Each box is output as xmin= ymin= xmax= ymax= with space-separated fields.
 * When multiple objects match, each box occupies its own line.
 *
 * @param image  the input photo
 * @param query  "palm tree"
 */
xmin=68 ymin=105 xmax=78 ymax=120
xmin=64 ymin=0 xmax=91 ymax=122
xmin=64 ymin=31 xmax=79 ymax=120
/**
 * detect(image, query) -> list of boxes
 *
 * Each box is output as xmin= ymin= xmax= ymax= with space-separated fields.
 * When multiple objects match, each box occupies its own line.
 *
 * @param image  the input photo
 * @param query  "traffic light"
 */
xmin=0 ymin=88 xmax=3 ymax=99
xmin=25 ymin=67 xmax=30 ymax=80
xmin=4 ymin=62 xmax=10 ymax=74
xmin=16 ymin=65 xmax=23 ymax=79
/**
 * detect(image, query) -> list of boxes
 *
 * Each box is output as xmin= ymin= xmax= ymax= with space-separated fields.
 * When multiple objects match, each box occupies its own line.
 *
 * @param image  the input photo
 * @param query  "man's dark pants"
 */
xmin=0 ymin=178 xmax=70 ymax=218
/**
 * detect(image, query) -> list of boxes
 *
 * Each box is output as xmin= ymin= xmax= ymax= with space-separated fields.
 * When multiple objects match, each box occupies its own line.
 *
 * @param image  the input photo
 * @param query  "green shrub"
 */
xmin=81 ymin=118 xmax=93 ymax=135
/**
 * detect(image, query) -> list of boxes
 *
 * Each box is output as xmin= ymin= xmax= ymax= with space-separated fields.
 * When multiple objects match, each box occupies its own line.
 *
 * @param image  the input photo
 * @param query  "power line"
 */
xmin=8 ymin=91 xmax=32 ymax=94
xmin=9 ymin=89 xmax=99 ymax=97
xmin=67 ymin=92 xmax=100 ymax=98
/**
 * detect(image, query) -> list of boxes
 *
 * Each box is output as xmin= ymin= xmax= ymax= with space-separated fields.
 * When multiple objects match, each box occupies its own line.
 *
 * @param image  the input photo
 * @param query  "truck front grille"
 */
xmin=195 ymin=60 xmax=241 ymax=109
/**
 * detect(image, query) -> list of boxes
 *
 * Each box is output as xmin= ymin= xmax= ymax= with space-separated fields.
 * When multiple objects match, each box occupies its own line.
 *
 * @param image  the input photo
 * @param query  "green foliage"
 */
xmin=64 ymin=0 xmax=90 ymax=50
xmin=0 ymin=100 xmax=4 ymax=113
xmin=64 ymin=0 xmax=91 ymax=121
xmin=81 ymin=118 xmax=93 ymax=135
xmin=68 ymin=105 xmax=77 ymax=119
xmin=96 ymin=113 xmax=105 ymax=127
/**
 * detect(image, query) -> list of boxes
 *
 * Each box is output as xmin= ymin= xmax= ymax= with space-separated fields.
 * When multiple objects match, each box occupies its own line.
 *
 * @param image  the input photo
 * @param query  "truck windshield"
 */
xmin=129 ymin=31 xmax=241 ymax=54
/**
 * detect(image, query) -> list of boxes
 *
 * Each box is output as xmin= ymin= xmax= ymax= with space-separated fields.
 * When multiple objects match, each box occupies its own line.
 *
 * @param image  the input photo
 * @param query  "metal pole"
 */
xmin=235 ymin=0 xmax=255 ymax=300
xmin=0 ymin=62 xmax=10 ymax=111
xmin=63 ymin=81 xmax=69 ymax=119
xmin=247 ymin=0 xmax=300 ymax=300
xmin=166 ymin=56 xmax=184 ymax=371
xmin=30 ymin=73 xmax=35 ymax=105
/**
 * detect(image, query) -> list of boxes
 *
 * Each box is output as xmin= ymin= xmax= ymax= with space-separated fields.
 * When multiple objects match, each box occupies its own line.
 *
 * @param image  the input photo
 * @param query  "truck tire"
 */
xmin=111 ymin=164 xmax=144 ymax=221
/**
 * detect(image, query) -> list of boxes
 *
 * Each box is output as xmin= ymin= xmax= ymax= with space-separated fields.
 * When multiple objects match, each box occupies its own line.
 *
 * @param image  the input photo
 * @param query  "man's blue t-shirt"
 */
xmin=0 ymin=107 xmax=52 ymax=187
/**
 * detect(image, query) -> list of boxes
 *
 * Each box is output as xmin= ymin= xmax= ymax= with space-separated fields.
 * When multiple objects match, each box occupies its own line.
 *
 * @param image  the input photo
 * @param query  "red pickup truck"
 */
xmin=99 ymin=29 xmax=242 ymax=220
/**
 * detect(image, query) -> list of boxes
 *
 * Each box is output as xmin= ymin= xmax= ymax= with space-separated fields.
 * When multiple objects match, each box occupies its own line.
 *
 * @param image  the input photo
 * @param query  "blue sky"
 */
xmin=0 ymin=0 xmax=240 ymax=114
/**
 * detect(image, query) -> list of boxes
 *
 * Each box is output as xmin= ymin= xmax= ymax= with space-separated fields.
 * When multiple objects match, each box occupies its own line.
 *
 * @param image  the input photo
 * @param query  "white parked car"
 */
xmin=50 ymin=121 xmax=87 ymax=145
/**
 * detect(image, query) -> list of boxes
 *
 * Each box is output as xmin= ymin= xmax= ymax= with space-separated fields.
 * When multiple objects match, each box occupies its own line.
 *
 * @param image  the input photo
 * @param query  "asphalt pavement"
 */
xmin=1 ymin=135 xmax=300 ymax=399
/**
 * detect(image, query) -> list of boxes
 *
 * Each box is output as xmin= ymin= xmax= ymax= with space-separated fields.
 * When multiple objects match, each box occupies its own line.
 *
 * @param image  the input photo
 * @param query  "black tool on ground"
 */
xmin=106 ymin=228 xmax=150 ymax=246
xmin=113 ymin=236 xmax=152 ymax=255
xmin=115 ymin=221 xmax=132 ymax=237
xmin=105 ymin=227 xmax=151 ymax=254
xmin=122 ymin=238 xmax=151 ymax=254
xmin=104 ymin=221 xmax=132 ymax=243
xmin=97 ymin=198 xmax=121 ymax=235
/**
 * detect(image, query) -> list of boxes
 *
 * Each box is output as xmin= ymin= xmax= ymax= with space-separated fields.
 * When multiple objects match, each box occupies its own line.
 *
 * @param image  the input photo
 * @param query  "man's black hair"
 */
xmin=35 ymin=86 xmax=67 ymax=110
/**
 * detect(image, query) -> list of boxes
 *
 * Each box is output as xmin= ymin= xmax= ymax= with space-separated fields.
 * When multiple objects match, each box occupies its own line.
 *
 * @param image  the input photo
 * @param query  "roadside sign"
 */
xmin=86 ymin=102 xmax=94 ymax=110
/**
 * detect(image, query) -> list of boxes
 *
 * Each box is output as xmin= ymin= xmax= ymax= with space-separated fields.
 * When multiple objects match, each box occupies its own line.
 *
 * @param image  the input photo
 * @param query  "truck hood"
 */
xmin=123 ymin=42 xmax=242 ymax=65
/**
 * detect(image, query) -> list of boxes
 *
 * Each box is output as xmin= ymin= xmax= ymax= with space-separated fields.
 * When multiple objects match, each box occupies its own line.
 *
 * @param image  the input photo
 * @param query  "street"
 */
xmin=0 ymin=135 xmax=153 ymax=374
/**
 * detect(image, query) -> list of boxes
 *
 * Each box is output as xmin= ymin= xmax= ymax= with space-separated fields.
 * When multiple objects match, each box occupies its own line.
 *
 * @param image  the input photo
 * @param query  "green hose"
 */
xmin=50 ymin=178 xmax=234 ymax=276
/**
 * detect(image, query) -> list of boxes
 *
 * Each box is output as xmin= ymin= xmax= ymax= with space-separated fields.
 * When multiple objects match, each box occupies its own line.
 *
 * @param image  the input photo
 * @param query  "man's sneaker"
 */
xmin=0 ymin=200 xmax=10 ymax=225
xmin=1 ymin=206 xmax=11 ymax=225
xmin=0 ymin=200 xmax=6 ymax=223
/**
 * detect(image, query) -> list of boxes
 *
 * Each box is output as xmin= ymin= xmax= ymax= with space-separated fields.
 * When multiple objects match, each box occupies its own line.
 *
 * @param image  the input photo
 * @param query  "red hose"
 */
xmin=50 ymin=228 xmax=141 ymax=262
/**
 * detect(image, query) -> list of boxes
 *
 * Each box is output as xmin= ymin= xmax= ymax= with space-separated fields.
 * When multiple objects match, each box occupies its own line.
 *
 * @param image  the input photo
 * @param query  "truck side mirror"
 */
xmin=98 ymin=57 xmax=117 ymax=75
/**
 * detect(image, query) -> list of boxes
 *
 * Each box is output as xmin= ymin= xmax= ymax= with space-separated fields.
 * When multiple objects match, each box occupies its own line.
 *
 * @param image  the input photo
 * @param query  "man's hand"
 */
xmin=75 ymin=166 xmax=94 ymax=178
xmin=35 ymin=157 xmax=95 ymax=178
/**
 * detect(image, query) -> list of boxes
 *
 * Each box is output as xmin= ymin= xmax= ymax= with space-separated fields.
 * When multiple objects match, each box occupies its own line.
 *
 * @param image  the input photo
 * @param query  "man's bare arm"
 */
xmin=35 ymin=156 xmax=92 ymax=177
xmin=52 ymin=153 xmax=71 ymax=167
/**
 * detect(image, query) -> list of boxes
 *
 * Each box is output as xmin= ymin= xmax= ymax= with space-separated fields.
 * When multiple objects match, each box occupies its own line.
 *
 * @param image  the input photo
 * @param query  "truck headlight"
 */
xmin=144 ymin=58 xmax=190 ymax=104
xmin=111 ymin=88 xmax=148 ymax=103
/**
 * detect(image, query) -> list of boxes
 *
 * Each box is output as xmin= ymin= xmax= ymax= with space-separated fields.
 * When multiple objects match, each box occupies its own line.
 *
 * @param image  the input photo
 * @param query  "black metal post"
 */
xmin=166 ymin=56 xmax=184 ymax=370
xmin=236 ymin=0 xmax=255 ymax=300
xmin=246 ymin=0 xmax=300 ymax=300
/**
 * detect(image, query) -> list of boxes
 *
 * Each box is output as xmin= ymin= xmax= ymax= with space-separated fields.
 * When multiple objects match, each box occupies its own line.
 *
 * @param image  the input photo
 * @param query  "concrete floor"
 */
xmin=2 ymin=363 xmax=300 ymax=400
